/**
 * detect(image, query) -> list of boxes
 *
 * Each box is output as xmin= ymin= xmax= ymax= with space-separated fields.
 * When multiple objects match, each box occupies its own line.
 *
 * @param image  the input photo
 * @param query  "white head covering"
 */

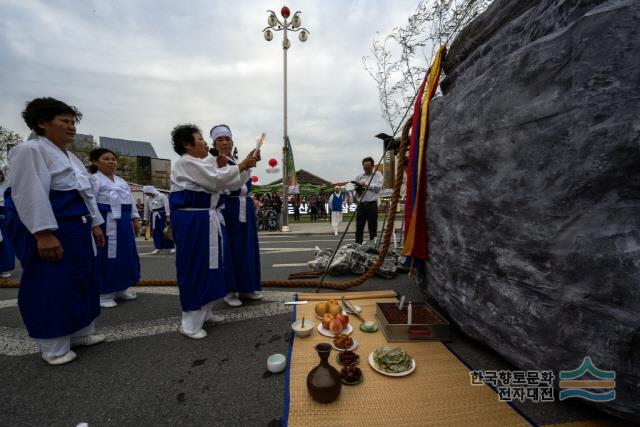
xmin=210 ymin=125 xmax=232 ymax=141
xmin=143 ymin=185 xmax=156 ymax=195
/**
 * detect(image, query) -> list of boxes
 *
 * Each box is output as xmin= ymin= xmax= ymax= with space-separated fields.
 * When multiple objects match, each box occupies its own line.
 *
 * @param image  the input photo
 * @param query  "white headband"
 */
xmin=142 ymin=185 xmax=156 ymax=194
xmin=210 ymin=126 xmax=232 ymax=141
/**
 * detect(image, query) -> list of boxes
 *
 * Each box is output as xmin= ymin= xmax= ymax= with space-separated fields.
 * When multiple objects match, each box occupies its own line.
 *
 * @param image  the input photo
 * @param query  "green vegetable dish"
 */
xmin=372 ymin=346 xmax=412 ymax=373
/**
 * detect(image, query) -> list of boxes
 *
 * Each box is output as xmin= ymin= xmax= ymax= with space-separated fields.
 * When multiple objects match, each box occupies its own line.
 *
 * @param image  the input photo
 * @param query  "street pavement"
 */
xmin=0 ymin=219 xmax=626 ymax=426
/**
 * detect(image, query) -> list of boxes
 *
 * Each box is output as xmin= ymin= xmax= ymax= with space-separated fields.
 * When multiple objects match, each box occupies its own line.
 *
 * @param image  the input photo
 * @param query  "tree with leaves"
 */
xmin=0 ymin=126 xmax=23 ymax=175
xmin=363 ymin=0 xmax=493 ymax=135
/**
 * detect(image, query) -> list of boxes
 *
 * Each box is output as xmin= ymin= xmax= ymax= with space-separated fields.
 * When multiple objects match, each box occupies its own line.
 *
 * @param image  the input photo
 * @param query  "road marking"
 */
xmin=0 ymin=289 xmax=295 ymax=356
xmin=260 ymin=248 xmax=317 ymax=254
xmin=272 ymin=263 xmax=308 ymax=268
xmin=259 ymin=239 xmax=354 ymax=244
xmin=139 ymin=248 xmax=317 ymax=256
xmin=0 ymin=299 xmax=17 ymax=309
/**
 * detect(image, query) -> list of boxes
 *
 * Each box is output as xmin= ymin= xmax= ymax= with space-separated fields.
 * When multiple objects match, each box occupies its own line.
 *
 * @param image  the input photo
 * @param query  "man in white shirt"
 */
xmin=353 ymin=157 xmax=383 ymax=244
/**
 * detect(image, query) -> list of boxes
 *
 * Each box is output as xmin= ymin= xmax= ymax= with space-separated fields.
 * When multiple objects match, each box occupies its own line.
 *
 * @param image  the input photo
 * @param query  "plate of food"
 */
xmin=368 ymin=346 xmax=416 ymax=377
xmin=317 ymin=323 xmax=353 ymax=337
xmin=314 ymin=300 xmax=346 ymax=320
xmin=340 ymin=365 xmax=363 ymax=385
xmin=336 ymin=350 xmax=360 ymax=366
xmin=331 ymin=334 xmax=358 ymax=352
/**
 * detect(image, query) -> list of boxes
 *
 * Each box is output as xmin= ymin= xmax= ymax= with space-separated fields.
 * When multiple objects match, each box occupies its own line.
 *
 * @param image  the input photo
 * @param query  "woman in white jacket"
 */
xmin=89 ymin=148 xmax=141 ymax=308
xmin=5 ymin=97 xmax=106 ymax=365
xmin=169 ymin=124 xmax=257 ymax=339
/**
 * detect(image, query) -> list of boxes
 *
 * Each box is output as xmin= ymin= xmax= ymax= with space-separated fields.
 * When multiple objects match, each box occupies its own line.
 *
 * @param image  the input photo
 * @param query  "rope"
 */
xmin=0 ymin=118 xmax=413 ymax=291
xmin=261 ymin=116 xmax=413 ymax=289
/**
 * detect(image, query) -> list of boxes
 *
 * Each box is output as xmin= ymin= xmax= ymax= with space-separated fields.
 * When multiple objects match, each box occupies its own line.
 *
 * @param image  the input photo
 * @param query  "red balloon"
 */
xmin=268 ymin=158 xmax=278 ymax=168
xmin=281 ymin=6 xmax=290 ymax=18
xmin=251 ymin=175 xmax=259 ymax=183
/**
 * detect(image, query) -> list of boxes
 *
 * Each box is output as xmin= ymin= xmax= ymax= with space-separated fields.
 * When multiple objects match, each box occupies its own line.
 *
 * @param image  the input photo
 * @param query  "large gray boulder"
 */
xmin=419 ymin=0 xmax=639 ymax=419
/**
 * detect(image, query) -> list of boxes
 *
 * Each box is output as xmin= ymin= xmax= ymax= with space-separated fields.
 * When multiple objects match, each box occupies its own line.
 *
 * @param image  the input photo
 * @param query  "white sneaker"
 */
xmin=179 ymin=327 xmax=207 ymax=339
xmin=71 ymin=334 xmax=106 ymax=347
xmin=223 ymin=292 xmax=242 ymax=307
xmin=151 ymin=249 xmax=160 ymax=254
xmin=170 ymin=248 xmax=176 ymax=253
xmin=0 ymin=272 xmax=11 ymax=278
xmin=100 ymin=300 xmax=117 ymax=308
xmin=205 ymin=313 xmax=225 ymax=323
xmin=239 ymin=291 xmax=263 ymax=301
xmin=114 ymin=290 xmax=137 ymax=301
xmin=43 ymin=350 xmax=77 ymax=366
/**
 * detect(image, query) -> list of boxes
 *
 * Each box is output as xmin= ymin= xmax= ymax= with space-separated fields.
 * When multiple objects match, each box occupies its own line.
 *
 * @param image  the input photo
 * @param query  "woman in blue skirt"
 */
xmin=5 ymin=97 xmax=106 ymax=365
xmin=210 ymin=124 xmax=263 ymax=308
xmin=170 ymin=124 xmax=258 ymax=339
xmin=89 ymin=148 xmax=141 ymax=308
xmin=143 ymin=185 xmax=174 ymax=253
xmin=0 ymin=169 xmax=15 ymax=278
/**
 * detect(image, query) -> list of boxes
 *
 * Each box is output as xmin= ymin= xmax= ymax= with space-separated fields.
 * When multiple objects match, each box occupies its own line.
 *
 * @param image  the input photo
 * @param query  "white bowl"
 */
xmin=291 ymin=319 xmax=314 ymax=337
xmin=267 ymin=353 xmax=287 ymax=373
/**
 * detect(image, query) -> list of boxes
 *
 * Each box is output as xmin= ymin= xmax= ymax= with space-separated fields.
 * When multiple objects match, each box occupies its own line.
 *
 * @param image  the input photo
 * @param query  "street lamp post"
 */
xmin=263 ymin=6 xmax=309 ymax=232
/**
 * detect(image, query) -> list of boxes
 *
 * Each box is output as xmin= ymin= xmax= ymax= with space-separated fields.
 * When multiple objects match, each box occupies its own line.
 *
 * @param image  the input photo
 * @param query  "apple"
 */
xmin=337 ymin=314 xmax=349 ymax=328
xmin=322 ymin=313 xmax=334 ymax=329
xmin=329 ymin=318 xmax=343 ymax=335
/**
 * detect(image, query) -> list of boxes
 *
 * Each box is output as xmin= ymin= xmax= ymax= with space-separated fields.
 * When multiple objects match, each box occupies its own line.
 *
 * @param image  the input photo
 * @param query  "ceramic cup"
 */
xmin=267 ymin=353 xmax=287 ymax=373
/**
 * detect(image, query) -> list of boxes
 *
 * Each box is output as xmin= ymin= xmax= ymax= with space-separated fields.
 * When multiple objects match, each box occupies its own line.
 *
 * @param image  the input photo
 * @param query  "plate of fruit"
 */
xmin=331 ymin=334 xmax=358 ymax=352
xmin=336 ymin=350 xmax=360 ymax=366
xmin=314 ymin=300 xmax=346 ymax=320
xmin=317 ymin=308 xmax=352 ymax=337
xmin=317 ymin=322 xmax=353 ymax=337
xmin=340 ymin=365 xmax=363 ymax=385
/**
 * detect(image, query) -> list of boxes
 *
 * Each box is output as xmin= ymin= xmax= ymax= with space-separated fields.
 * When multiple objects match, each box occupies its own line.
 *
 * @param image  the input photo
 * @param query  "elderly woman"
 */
xmin=5 ymin=97 xmax=105 ymax=365
xmin=89 ymin=148 xmax=141 ymax=308
xmin=210 ymin=124 xmax=263 ymax=307
xmin=0 ymin=169 xmax=15 ymax=278
xmin=169 ymin=124 xmax=257 ymax=339
xmin=143 ymin=185 xmax=174 ymax=254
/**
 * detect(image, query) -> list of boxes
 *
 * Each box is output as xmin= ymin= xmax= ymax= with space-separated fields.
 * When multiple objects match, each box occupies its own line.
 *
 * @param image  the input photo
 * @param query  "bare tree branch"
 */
xmin=364 ymin=0 xmax=493 ymax=134
xmin=0 ymin=126 xmax=23 ymax=175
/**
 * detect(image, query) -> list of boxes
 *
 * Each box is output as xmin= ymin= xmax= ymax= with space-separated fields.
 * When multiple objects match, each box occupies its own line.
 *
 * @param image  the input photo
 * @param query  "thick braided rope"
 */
xmin=260 ymin=116 xmax=412 ymax=289
xmin=0 ymin=118 xmax=412 ymax=290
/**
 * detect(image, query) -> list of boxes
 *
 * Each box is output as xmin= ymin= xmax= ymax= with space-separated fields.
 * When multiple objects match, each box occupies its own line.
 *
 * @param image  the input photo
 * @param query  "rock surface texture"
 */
xmin=419 ymin=0 xmax=640 ymax=419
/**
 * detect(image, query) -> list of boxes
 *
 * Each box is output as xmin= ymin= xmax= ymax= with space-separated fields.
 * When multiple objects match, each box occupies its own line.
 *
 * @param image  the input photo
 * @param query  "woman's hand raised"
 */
xmin=238 ymin=151 xmax=258 ymax=172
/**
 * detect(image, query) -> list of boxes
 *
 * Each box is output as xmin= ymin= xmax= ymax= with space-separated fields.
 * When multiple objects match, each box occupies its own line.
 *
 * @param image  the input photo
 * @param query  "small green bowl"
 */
xmin=341 ymin=374 xmax=364 ymax=385
xmin=360 ymin=321 xmax=378 ymax=332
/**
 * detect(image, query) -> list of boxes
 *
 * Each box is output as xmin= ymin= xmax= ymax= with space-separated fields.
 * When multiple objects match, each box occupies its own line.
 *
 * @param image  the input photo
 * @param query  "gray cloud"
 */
xmin=0 ymin=0 xmax=422 ymax=183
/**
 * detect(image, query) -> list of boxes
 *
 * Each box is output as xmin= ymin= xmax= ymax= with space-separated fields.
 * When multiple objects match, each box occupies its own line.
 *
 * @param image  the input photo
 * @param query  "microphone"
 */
xmin=209 ymin=147 xmax=237 ymax=165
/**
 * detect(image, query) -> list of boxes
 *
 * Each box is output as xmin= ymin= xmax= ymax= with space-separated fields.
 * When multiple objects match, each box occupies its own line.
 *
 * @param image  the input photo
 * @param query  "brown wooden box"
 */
xmin=375 ymin=302 xmax=451 ymax=342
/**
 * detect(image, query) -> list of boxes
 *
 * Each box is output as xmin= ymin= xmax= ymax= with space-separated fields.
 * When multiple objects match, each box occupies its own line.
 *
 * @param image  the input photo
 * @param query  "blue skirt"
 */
xmin=221 ymin=196 xmax=261 ymax=293
xmin=6 ymin=200 xmax=100 ymax=339
xmin=0 ymin=206 xmax=15 ymax=272
xmin=150 ymin=209 xmax=174 ymax=250
xmin=97 ymin=204 xmax=141 ymax=294
xmin=172 ymin=209 xmax=233 ymax=311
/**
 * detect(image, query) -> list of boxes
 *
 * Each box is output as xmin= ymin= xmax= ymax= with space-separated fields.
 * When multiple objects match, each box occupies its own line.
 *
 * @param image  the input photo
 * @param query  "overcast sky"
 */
xmin=0 ymin=0 xmax=425 ymax=184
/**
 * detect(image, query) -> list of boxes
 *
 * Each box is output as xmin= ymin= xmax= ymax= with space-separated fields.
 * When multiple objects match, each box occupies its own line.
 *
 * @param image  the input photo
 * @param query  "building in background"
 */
xmin=98 ymin=136 xmax=171 ymax=192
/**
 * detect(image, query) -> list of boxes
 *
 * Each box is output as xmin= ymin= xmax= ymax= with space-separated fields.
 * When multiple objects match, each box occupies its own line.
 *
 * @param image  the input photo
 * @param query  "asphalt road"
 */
xmin=0 ymin=233 xmax=627 ymax=426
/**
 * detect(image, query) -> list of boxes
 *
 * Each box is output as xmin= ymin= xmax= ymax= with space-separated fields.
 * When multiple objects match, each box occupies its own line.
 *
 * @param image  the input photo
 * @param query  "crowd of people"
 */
xmin=253 ymin=191 xmax=354 ymax=232
xmin=0 ymin=97 xmax=263 ymax=364
xmin=0 ymin=97 xmax=385 ymax=366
